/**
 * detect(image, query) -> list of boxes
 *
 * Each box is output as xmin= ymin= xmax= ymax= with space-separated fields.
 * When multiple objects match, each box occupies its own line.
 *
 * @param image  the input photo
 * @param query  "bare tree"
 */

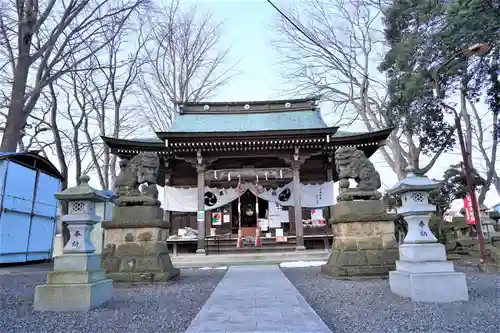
xmin=15 ymin=5 xmax=148 ymax=190
xmin=47 ymin=82 xmax=70 ymax=191
xmin=469 ymin=100 xmax=500 ymax=203
xmin=272 ymin=0 xmax=451 ymax=179
xmin=19 ymin=74 xmax=93 ymax=191
xmin=0 ymin=0 xmax=146 ymax=152
xmin=61 ymin=60 xmax=113 ymax=189
xmin=138 ymin=0 xmax=237 ymax=131
xmin=17 ymin=104 xmax=51 ymax=152
xmin=79 ymin=12 xmax=147 ymax=189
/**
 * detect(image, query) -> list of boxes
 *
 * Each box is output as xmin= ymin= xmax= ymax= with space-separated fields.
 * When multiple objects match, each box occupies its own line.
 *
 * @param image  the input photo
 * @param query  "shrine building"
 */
xmin=102 ymin=97 xmax=392 ymax=254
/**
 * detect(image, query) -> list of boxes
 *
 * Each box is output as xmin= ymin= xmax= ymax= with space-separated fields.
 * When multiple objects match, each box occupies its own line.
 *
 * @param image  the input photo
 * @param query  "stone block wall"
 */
xmin=323 ymin=199 xmax=399 ymax=279
xmin=323 ymin=219 xmax=399 ymax=279
xmin=102 ymin=224 xmax=179 ymax=282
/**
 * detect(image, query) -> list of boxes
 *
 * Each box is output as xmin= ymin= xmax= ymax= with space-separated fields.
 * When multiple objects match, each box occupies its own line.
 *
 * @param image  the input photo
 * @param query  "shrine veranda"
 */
xmin=102 ymin=97 xmax=392 ymax=253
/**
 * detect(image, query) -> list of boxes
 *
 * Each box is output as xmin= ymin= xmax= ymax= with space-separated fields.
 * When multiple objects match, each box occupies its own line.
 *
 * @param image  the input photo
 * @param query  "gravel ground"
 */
xmin=0 ymin=268 xmax=226 ymax=333
xmin=282 ymin=266 xmax=500 ymax=333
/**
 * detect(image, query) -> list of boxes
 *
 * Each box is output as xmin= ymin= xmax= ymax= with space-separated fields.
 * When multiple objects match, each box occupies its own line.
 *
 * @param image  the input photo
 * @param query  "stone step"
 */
xmin=171 ymin=250 xmax=330 ymax=268
xmin=396 ymin=260 xmax=455 ymax=273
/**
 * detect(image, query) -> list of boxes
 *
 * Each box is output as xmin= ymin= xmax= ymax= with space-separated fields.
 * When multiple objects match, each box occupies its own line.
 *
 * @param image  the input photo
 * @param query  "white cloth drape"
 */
xmin=248 ymin=182 xmax=334 ymax=208
xmin=164 ymin=181 xmax=335 ymax=212
xmin=164 ymin=185 xmax=244 ymax=212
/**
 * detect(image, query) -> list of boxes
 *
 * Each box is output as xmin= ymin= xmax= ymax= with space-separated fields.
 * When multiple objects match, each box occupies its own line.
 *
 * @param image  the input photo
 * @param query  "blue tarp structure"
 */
xmin=0 ymin=151 xmax=64 ymax=263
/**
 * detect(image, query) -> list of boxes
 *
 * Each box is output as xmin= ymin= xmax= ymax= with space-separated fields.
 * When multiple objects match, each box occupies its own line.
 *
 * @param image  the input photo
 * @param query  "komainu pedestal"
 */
xmin=102 ymin=206 xmax=180 ymax=282
xmin=322 ymin=200 xmax=399 ymax=279
xmin=101 ymin=152 xmax=179 ymax=283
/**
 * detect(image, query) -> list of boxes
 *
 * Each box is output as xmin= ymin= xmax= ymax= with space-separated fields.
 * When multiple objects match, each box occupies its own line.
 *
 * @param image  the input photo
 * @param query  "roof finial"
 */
xmin=404 ymin=165 xmax=416 ymax=177
xmin=79 ymin=175 xmax=90 ymax=185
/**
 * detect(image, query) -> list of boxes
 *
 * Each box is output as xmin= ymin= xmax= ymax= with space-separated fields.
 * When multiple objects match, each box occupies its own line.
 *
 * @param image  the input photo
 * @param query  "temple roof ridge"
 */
xmin=177 ymin=95 xmax=320 ymax=106
xmin=177 ymin=96 xmax=321 ymax=116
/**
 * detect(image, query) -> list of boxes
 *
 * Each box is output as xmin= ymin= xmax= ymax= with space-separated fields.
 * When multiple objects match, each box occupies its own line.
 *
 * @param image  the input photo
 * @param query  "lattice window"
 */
xmin=411 ymin=192 xmax=425 ymax=203
xmin=69 ymin=201 xmax=95 ymax=215
xmin=70 ymin=201 xmax=85 ymax=213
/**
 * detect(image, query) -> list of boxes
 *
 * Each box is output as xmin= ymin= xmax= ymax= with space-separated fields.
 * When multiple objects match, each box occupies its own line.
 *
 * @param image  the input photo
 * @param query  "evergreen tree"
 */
xmin=380 ymin=0 xmax=500 ymax=197
xmin=380 ymin=1 xmax=456 ymax=173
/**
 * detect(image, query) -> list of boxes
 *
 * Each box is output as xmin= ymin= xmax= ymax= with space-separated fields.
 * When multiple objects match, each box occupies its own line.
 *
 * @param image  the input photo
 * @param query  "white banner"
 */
xmin=164 ymin=181 xmax=335 ymax=212
xmin=164 ymin=185 xmax=244 ymax=212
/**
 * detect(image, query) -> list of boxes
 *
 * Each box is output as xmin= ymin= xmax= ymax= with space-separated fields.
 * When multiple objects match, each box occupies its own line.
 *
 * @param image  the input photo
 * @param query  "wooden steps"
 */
xmin=205 ymin=236 xmax=297 ymax=255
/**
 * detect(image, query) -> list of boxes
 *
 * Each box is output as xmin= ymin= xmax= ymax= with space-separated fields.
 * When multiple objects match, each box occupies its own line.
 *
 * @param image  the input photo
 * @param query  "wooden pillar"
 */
xmin=292 ymin=161 xmax=305 ymax=250
xmin=196 ymin=164 xmax=206 ymax=254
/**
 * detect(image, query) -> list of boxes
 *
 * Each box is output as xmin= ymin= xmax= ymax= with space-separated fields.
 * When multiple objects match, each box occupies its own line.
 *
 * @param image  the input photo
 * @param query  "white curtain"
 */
xmin=164 ymin=181 xmax=335 ymax=212
xmin=249 ymin=182 xmax=334 ymax=208
xmin=164 ymin=185 xmax=244 ymax=212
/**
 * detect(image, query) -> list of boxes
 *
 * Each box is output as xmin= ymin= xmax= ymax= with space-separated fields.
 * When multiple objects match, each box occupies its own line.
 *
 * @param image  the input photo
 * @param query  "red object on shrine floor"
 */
xmin=236 ymin=229 xmax=244 ymax=248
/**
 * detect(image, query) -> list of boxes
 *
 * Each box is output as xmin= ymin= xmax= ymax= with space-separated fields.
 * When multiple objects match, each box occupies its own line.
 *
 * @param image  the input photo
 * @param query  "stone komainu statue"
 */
xmin=113 ymin=152 xmax=160 ymax=206
xmin=335 ymin=146 xmax=381 ymax=192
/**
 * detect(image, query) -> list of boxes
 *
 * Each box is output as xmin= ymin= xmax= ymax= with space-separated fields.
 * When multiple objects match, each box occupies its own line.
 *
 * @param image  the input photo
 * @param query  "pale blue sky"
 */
xmin=181 ymin=0 xmax=343 ymax=128
xmin=181 ymin=0 xmax=291 ymax=100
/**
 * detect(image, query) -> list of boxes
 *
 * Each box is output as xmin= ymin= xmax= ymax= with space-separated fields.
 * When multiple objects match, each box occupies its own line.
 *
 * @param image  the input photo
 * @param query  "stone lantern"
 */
xmin=479 ymin=205 xmax=499 ymax=239
xmin=34 ymin=175 xmax=114 ymax=311
xmin=387 ymin=167 xmax=469 ymax=302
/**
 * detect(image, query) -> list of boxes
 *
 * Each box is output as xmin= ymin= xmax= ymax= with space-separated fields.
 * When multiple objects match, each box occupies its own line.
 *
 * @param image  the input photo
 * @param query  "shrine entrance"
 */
xmin=102 ymin=97 xmax=394 ymax=255
xmin=232 ymin=191 xmax=269 ymax=229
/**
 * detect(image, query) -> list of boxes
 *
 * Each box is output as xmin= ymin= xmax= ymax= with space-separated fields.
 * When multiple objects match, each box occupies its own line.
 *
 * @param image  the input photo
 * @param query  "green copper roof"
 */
xmin=129 ymin=136 xmax=163 ymax=143
xmin=333 ymin=130 xmax=366 ymax=137
xmin=168 ymin=110 xmax=328 ymax=132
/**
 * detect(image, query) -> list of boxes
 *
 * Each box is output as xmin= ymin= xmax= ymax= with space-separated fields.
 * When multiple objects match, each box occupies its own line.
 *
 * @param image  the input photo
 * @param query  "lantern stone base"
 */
xmin=389 ymin=243 xmax=469 ymax=302
xmin=52 ymin=234 xmax=64 ymax=258
xmin=102 ymin=212 xmax=180 ymax=282
xmin=322 ymin=200 xmax=399 ymax=279
xmin=34 ymin=254 xmax=113 ymax=311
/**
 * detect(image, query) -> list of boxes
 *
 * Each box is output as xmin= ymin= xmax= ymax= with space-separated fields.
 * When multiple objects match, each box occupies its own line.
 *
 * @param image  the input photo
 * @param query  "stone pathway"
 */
xmin=185 ymin=265 xmax=331 ymax=333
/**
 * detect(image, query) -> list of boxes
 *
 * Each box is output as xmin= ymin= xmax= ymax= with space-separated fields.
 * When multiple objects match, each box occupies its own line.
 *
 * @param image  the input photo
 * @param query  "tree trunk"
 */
xmin=110 ymin=154 xmax=117 ymax=189
xmin=492 ymin=171 xmax=500 ymax=198
xmin=102 ymin=146 xmax=110 ymax=189
xmin=460 ymin=91 xmax=473 ymax=164
xmin=0 ymin=59 xmax=31 ymax=152
xmin=73 ymin=131 xmax=82 ymax=185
